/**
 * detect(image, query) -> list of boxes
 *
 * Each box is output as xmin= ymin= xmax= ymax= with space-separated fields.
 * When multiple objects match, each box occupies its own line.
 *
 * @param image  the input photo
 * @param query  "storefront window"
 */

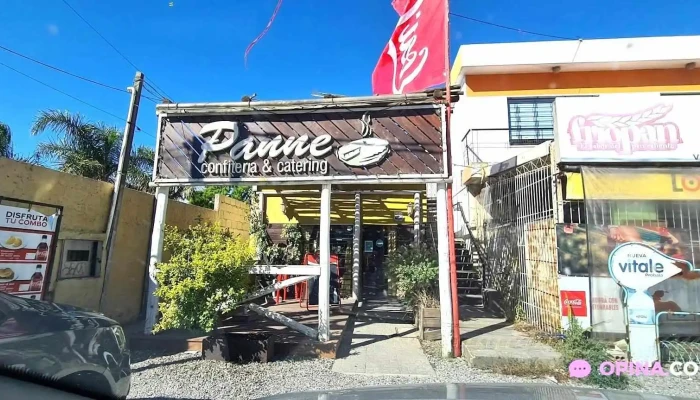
xmin=579 ymin=167 xmax=700 ymax=338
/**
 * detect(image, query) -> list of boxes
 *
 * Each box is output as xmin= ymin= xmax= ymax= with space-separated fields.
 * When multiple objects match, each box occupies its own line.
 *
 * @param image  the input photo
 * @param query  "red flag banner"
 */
xmin=372 ymin=0 xmax=447 ymax=95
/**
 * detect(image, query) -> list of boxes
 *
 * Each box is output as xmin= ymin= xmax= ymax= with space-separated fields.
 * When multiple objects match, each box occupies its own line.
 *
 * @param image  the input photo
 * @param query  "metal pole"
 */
xmin=99 ymin=71 xmax=144 ymax=313
xmin=413 ymin=192 xmax=422 ymax=245
xmin=352 ymin=192 xmax=362 ymax=301
xmin=436 ymin=182 xmax=454 ymax=357
xmin=144 ymin=186 xmax=169 ymax=334
xmin=443 ymin=0 xmax=462 ymax=358
xmin=318 ymin=184 xmax=331 ymax=342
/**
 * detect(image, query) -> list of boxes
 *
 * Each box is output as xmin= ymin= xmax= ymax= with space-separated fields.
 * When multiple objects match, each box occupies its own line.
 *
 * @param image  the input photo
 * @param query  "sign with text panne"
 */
xmin=155 ymin=106 xmax=445 ymax=184
xmin=555 ymin=95 xmax=700 ymax=163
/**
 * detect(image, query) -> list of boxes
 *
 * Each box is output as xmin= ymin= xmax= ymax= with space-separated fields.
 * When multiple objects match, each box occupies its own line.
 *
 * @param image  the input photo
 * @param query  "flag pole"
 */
xmin=443 ymin=0 xmax=462 ymax=358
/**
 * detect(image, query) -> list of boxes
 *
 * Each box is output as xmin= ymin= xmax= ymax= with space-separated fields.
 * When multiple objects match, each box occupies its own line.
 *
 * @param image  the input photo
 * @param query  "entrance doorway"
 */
xmin=362 ymin=226 xmax=388 ymax=299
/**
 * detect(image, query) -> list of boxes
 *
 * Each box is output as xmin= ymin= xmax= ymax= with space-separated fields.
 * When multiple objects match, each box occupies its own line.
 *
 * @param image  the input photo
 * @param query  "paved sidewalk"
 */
xmin=459 ymin=306 xmax=561 ymax=368
xmin=332 ymin=321 xmax=436 ymax=377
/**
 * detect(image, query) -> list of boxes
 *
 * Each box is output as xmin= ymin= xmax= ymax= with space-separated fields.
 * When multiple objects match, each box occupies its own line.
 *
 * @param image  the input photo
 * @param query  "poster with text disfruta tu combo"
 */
xmin=0 ymin=205 xmax=58 ymax=300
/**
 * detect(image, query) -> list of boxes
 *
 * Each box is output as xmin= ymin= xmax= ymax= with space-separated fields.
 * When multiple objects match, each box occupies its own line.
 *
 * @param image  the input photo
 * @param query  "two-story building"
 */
xmin=450 ymin=36 xmax=700 ymax=359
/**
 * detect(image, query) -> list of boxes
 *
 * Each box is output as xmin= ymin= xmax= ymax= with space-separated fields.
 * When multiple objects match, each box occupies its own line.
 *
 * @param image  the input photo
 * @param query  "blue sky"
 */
xmin=2 ymin=0 xmax=700 ymax=158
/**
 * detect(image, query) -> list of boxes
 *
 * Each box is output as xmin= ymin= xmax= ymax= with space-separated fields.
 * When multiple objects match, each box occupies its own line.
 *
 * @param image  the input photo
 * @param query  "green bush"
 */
xmin=385 ymin=244 xmax=439 ymax=307
xmin=562 ymin=314 xmax=629 ymax=389
xmin=153 ymin=223 xmax=254 ymax=333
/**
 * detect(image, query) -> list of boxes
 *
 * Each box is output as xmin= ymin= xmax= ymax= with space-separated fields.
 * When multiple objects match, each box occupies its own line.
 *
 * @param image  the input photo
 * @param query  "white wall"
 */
xmin=450 ymin=88 xmax=700 ymax=233
xmin=450 ymin=90 xmax=541 ymax=234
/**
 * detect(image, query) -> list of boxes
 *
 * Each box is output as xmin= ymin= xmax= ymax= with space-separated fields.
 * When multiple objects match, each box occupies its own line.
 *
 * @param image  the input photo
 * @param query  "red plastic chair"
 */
xmin=299 ymin=253 xmax=340 ymax=310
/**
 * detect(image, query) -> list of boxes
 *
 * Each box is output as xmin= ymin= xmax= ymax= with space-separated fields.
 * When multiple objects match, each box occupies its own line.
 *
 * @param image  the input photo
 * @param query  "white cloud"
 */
xmin=47 ymin=24 xmax=59 ymax=36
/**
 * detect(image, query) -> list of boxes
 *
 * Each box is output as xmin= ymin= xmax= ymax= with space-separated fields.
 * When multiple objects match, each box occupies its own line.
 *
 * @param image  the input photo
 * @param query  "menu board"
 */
xmin=0 ymin=205 xmax=59 ymax=300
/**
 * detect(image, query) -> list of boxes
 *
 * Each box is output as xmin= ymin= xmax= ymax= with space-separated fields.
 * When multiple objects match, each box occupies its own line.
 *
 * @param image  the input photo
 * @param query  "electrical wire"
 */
xmin=142 ymin=83 xmax=167 ymax=102
xmin=449 ymin=12 xmax=579 ymax=41
xmin=0 ymin=43 xmax=159 ymax=104
xmin=0 ymin=61 xmax=157 ymax=139
xmin=0 ymin=44 xmax=126 ymax=93
xmin=60 ymin=0 xmax=174 ymax=101
xmin=0 ymin=61 xmax=125 ymax=121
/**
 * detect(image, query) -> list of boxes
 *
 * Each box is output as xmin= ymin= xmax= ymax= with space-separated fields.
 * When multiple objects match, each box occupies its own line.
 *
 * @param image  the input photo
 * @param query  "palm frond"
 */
xmin=0 ymin=122 xmax=13 ymax=158
xmin=31 ymin=110 xmax=157 ymax=190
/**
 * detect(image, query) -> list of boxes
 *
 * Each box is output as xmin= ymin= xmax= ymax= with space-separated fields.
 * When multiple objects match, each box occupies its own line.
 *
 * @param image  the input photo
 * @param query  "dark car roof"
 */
xmin=0 ymin=293 xmax=117 ymax=337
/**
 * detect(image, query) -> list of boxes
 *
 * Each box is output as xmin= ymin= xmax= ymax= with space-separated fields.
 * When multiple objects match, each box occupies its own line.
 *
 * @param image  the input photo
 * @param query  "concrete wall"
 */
xmin=0 ymin=157 xmax=248 ymax=323
xmin=166 ymin=194 xmax=249 ymax=238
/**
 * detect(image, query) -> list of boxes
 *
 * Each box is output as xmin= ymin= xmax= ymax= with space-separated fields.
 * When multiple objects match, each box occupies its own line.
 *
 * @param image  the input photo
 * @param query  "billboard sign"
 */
xmin=154 ymin=105 xmax=446 ymax=185
xmin=0 ymin=205 xmax=59 ymax=300
xmin=554 ymin=96 xmax=700 ymax=163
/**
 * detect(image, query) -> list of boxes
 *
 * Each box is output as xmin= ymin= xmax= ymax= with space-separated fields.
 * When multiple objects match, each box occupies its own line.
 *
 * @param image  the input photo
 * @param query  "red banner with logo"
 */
xmin=372 ymin=0 xmax=447 ymax=95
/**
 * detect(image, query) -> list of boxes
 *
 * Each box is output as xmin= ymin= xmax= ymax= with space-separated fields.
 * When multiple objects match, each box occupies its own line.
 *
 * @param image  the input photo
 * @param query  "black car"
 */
xmin=0 ymin=292 xmax=131 ymax=399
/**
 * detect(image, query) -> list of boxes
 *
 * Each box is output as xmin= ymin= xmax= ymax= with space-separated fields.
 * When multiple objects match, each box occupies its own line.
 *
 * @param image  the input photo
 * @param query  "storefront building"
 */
xmin=147 ymin=93 xmax=459 ymax=355
xmin=450 ymin=35 xmax=700 ymax=360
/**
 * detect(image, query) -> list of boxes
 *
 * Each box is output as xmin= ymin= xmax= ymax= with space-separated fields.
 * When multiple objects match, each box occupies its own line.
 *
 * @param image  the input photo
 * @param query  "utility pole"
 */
xmin=99 ymin=71 xmax=144 ymax=312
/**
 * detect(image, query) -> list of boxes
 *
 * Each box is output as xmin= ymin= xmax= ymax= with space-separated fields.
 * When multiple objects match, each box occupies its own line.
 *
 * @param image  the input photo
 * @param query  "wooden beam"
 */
xmin=318 ymin=183 xmax=331 ymax=342
xmin=436 ymin=182 xmax=454 ymax=357
xmin=237 ymin=275 xmax=313 ymax=305
xmin=248 ymin=304 xmax=318 ymax=339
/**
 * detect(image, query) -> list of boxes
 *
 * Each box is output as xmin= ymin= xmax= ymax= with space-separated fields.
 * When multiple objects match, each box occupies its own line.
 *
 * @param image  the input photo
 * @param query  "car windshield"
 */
xmin=2 ymin=1 xmax=700 ymax=400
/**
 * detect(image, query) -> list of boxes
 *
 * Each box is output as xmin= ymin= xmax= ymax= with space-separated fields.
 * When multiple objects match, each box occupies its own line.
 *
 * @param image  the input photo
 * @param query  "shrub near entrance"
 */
xmin=386 ymin=244 xmax=439 ymax=307
xmin=154 ymin=223 xmax=254 ymax=333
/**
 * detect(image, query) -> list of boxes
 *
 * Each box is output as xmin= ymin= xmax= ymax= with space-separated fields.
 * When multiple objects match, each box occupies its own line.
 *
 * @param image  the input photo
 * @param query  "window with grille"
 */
xmin=507 ymin=98 xmax=555 ymax=145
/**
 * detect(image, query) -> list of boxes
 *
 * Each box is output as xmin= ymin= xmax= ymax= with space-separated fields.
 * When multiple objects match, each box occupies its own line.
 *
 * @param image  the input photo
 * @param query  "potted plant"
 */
xmin=385 ymin=244 xmax=440 ymax=339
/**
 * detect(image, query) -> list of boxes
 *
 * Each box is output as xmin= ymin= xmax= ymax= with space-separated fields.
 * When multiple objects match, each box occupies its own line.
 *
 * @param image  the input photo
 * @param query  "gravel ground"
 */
xmin=128 ymin=343 xmax=700 ymax=400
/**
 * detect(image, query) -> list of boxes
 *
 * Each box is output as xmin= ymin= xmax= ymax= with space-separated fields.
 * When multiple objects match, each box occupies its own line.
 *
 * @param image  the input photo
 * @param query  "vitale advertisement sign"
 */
xmin=0 ymin=205 xmax=59 ymax=300
xmin=554 ymin=95 xmax=700 ymax=163
xmin=556 ymin=223 xmax=700 ymax=336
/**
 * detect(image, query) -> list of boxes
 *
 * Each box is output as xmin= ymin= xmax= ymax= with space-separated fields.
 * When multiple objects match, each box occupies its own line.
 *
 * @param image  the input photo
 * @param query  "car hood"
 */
xmin=258 ymin=383 xmax=694 ymax=400
xmin=0 ymin=294 xmax=118 ymax=338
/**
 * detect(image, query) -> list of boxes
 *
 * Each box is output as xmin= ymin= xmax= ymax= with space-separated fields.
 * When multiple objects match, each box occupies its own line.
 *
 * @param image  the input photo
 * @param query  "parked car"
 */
xmin=0 ymin=292 xmax=131 ymax=399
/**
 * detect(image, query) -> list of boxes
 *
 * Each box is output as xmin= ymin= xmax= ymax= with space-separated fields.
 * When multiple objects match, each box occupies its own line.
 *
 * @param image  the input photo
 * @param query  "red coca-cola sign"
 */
xmin=372 ymin=0 xmax=446 ymax=95
xmin=560 ymin=290 xmax=588 ymax=317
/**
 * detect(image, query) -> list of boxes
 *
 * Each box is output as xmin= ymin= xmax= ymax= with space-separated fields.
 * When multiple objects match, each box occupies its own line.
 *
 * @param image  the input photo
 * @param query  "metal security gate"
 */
xmin=472 ymin=155 xmax=561 ymax=332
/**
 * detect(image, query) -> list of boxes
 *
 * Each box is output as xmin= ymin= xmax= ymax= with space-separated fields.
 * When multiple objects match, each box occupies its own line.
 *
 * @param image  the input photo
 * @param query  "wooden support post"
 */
xmin=352 ymin=192 xmax=362 ymax=301
xmin=144 ymin=186 xmax=169 ymax=334
xmin=436 ymin=182 xmax=454 ymax=357
xmin=318 ymin=184 xmax=331 ymax=342
xmin=414 ymin=192 xmax=422 ymax=245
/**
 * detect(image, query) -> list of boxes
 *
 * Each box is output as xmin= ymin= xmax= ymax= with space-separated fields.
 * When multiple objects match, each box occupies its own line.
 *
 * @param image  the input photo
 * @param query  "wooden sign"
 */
xmin=154 ymin=105 xmax=446 ymax=185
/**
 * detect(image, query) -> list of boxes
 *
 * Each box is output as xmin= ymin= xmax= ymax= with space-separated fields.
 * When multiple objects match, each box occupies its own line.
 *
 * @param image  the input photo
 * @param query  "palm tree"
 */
xmin=0 ymin=122 xmax=12 ymax=158
xmin=31 ymin=110 xmax=154 ymax=192
xmin=1 ymin=121 xmax=36 ymax=162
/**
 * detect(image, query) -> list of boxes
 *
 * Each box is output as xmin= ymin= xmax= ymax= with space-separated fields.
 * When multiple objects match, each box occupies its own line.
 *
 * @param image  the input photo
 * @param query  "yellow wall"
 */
xmin=166 ymin=195 xmax=249 ymax=238
xmin=265 ymin=194 xmax=427 ymax=225
xmin=465 ymin=68 xmax=700 ymax=96
xmin=0 ymin=157 xmax=248 ymax=323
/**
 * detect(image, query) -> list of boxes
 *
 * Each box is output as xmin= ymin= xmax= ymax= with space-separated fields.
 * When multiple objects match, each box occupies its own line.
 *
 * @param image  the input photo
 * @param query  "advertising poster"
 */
xmin=558 ymin=275 xmax=591 ymax=330
xmin=0 ymin=205 xmax=58 ymax=300
xmin=557 ymin=223 xmax=700 ymax=336
xmin=554 ymin=95 xmax=700 ymax=163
